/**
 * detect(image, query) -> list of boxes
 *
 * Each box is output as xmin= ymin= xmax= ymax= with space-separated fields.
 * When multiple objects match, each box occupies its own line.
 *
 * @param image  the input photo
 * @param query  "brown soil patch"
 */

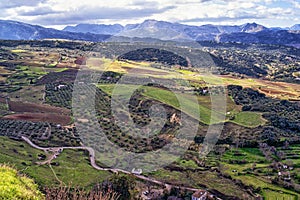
xmin=220 ymin=75 xmax=300 ymax=99
xmin=259 ymin=88 xmax=296 ymax=97
xmin=56 ymin=63 xmax=76 ymax=68
xmin=3 ymin=113 xmax=71 ymax=125
xmin=0 ymin=98 xmax=6 ymax=104
xmin=0 ymin=98 xmax=71 ymax=115
xmin=75 ymin=57 xmax=87 ymax=65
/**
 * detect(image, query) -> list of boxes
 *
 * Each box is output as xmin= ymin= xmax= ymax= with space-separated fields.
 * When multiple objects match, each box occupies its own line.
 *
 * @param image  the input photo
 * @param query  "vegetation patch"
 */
xmin=231 ymin=111 xmax=266 ymax=128
xmin=0 ymin=164 xmax=44 ymax=200
xmin=0 ymin=137 xmax=110 ymax=188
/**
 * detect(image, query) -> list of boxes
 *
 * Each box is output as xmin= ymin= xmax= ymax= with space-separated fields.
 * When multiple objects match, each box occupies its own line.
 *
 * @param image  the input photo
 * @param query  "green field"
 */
xmin=222 ymin=148 xmax=266 ymax=163
xmin=221 ymin=147 xmax=300 ymax=199
xmin=239 ymin=176 xmax=298 ymax=200
xmin=263 ymin=189 xmax=297 ymax=200
xmin=98 ymin=84 xmax=225 ymax=124
xmin=10 ymin=85 xmax=45 ymax=103
xmin=147 ymin=168 xmax=251 ymax=198
xmin=230 ymin=111 xmax=266 ymax=127
xmin=0 ymin=137 xmax=111 ymax=188
xmin=98 ymin=84 xmax=266 ymax=126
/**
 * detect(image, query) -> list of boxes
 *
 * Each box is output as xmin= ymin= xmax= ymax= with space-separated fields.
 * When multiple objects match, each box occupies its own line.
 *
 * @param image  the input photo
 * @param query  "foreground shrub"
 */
xmin=0 ymin=164 xmax=44 ymax=200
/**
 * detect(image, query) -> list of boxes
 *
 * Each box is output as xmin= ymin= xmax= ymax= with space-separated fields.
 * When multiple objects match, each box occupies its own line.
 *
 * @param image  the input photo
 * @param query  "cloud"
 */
xmin=19 ymin=6 xmax=62 ymax=16
xmin=0 ymin=0 xmax=46 ymax=9
xmin=0 ymin=0 xmax=298 ymax=27
xmin=26 ymin=5 xmax=176 ymax=25
xmin=129 ymin=1 xmax=160 ymax=7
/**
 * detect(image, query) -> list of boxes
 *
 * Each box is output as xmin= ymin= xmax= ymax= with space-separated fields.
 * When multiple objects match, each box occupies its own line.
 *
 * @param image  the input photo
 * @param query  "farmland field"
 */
xmin=0 ymin=137 xmax=111 ymax=187
xmin=0 ymin=40 xmax=299 ymax=199
xmin=231 ymin=111 xmax=266 ymax=128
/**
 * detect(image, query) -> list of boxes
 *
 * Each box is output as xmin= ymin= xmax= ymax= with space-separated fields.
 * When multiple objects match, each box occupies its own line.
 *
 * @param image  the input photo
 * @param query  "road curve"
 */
xmin=21 ymin=136 xmax=214 ymax=194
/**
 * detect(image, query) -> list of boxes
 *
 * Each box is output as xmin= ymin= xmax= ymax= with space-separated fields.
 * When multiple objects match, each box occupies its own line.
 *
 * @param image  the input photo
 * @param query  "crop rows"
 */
xmin=54 ymin=83 xmax=183 ymax=153
xmin=0 ymin=119 xmax=80 ymax=147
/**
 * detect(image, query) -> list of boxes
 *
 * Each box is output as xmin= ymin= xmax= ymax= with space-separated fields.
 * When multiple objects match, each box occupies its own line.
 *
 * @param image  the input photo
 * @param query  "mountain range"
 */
xmin=0 ymin=20 xmax=110 ymax=42
xmin=64 ymin=19 xmax=269 ymax=40
xmin=1 ymin=19 xmax=300 ymax=46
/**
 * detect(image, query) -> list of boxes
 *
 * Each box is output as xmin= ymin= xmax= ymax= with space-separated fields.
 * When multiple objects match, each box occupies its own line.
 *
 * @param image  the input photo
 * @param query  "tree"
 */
xmin=284 ymin=141 xmax=290 ymax=150
xmin=215 ymin=146 xmax=226 ymax=160
xmin=251 ymin=163 xmax=257 ymax=171
xmin=277 ymin=151 xmax=286 ymax=161
xmin=108 ymin=174 xmax=136 ymax=200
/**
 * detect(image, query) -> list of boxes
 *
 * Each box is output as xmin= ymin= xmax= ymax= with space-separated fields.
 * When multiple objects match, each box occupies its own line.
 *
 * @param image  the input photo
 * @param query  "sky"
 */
xmin=0 ymin=0 xmax=299 ymax=29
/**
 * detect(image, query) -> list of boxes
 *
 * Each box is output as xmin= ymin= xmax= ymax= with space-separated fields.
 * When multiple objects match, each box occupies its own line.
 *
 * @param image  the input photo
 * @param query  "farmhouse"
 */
xmin=131 ymin=168 xmax=143 ymax=175
xmin=55 ymin=84 xmax=66 ymax=90
xmin=192 ymin=190 xmax=216 ymax=200
xmin=278 ymin=171 xmax=291 ymax=181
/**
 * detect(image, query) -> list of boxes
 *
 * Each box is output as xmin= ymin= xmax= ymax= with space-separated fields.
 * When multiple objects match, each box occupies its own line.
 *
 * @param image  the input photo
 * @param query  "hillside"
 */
xmin=0 ymin=40 xmax=299 ymax=199
xmin=0 ymin=20 xmax=110 ymax=42
xmin=63 ymin=24 xmax=124 ymax=35
xmin=290 ymin=24 xmax=300 ymax=31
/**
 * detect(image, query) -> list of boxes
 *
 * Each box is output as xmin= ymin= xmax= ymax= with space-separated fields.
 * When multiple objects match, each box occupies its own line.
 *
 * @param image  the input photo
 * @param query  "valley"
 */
xmin=0 ymin=39 xmax=299 ymax=200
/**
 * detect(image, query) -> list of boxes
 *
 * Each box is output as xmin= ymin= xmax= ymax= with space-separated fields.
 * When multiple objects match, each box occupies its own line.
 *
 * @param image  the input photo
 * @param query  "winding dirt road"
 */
xmin=21 ymin=136 xmax=219 ymax=196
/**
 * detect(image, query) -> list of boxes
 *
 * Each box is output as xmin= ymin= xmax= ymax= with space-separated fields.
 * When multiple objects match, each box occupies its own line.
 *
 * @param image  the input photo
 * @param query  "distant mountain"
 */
xmin=291 ymin=24 xmax=300 ymax=31
xmin=0 ymin=19 xmax=299 ymax=47
xmin=0 ymin=20 xmax=110 ymax=41
xmin=118 ymin=20 xmax=298 ymax=46
xmin=119 ymin=20 xmax=267 ymax=41
xmin=120 ymin=20 xmax=192 ymax=41
xmin=240 ymin=22 xmax=267 ymax=33
xmin=218 ymin=29 xmax=300 ymax=46
xmin=269 ymin=27 xmax=287 ymax=31
xmin=63 ymin=24 xmax=124 ymax=35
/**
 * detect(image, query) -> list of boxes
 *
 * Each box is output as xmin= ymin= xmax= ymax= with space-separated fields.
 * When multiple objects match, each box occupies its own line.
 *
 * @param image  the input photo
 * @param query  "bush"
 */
xmin=0 ymin=164 xmax=44 ymax=200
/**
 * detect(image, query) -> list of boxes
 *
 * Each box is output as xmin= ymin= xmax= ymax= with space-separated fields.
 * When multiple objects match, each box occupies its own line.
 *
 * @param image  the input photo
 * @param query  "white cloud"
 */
xmin=0 ymin=0 xmax=298 ymax=28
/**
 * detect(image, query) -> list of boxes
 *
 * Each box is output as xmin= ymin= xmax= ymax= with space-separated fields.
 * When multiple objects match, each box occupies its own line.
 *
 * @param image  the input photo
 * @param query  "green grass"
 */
xmin=7 ymin=66 xmax=47 ymax=86
xmin=16 ymin=66 xmax=46 ymax=75
xmin=46 ymin=62 xmax=58 ymax=68
xmin=0 ymin=164 xmax=44 ymax=200
xmin=221 ymin=164 xmax=299 ymax=199
xmin=0 ymin=102 xmax=9 ymax=116
xmin=231 ymin=111 xmax=266 ymax=128
xmin=99 ymin=84 xmax=137 ymax=98
xmin=50 ymin=149 xmax=111 ymax=188
xmin=146 ymin=146 xmax=300 ymax=199
xmin=222 ymin=148 xmax=266 ymax=163
xmin=49 ymin=68 xmax=68 ymax=73
xmin=177 ymin=159 xmax=199 ymax=169
xmin=144 ymin=88 xmax=224 ymax=125
xmin=98 ymin=84 xmax=224 ymax=124
xmin=0 ymin=137 xmax=111 ymax=188
xmin=277 ymin=145 xmax=300 ymax=166
xmin=220 ymin=147 xmax=300 ymax=199
xmin=240 ymin=175 xmax=298 ymax=199
xmin=10 ymin=85 xmax=45 ymax=103
xmin=263 ymin=189 xmax=297 ymax=200
xmin=148 ymin=168 xmax=250 ymax=198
